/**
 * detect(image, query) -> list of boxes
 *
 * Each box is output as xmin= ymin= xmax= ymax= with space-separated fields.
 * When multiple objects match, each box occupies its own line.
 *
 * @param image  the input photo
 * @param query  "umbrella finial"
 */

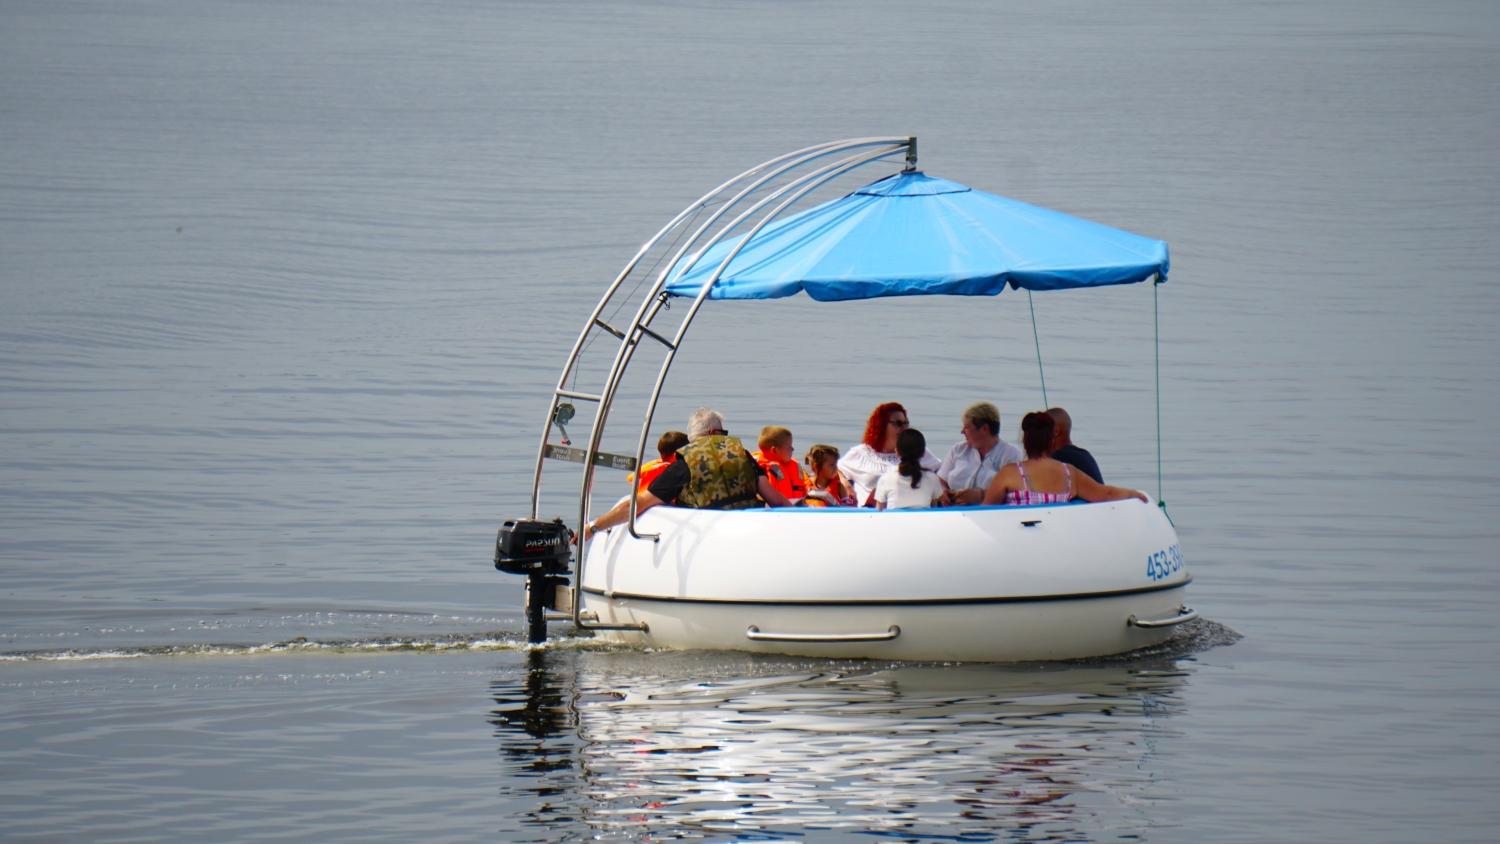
xmin=903 ymin=136 xmax=918 ymax=173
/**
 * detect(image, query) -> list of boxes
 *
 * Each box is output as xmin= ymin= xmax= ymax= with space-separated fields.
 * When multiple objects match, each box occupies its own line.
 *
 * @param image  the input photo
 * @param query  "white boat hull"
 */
xmin=581 ymin=498 xmax=1192 ymax=662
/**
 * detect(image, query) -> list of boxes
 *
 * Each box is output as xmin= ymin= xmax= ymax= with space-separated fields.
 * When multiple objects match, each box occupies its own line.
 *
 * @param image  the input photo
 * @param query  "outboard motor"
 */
xmin=494 ymin=517 xmax=574 ymax=644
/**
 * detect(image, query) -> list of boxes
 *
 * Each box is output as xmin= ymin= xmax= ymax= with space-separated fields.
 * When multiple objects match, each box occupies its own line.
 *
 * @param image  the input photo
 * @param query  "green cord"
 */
xmin=1154 ymin=276 xmax=1173 ymax=526
xmin=1028 ymin=289 xmax=1048 ymax=408
xmin=1031 ymin=281 xmax=1170 ymax=525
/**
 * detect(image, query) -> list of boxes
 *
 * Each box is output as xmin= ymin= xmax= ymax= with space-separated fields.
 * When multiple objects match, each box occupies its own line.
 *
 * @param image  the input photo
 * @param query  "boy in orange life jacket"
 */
xmin=626 ymin=430 xmax=689 ymax=489
xmin=752 ymin=426 xmax=808 ymax=502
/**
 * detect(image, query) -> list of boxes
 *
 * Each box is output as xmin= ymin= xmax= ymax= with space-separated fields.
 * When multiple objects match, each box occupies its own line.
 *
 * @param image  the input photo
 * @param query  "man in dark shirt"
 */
xmin=581 ymin=407 xmax=791 ymax=542
xmin=1045 ymin=407 xmax=1103 ymax=484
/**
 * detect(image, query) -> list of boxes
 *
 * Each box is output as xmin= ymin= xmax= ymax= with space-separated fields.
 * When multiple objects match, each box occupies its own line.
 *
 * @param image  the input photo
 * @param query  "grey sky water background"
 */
xmin=2 ymin=0 xmax=1499 ymax=840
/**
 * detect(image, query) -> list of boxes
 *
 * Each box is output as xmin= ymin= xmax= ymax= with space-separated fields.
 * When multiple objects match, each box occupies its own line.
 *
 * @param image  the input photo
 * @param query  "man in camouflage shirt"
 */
xmin=583 ymin=408 xmax=792 ymax=541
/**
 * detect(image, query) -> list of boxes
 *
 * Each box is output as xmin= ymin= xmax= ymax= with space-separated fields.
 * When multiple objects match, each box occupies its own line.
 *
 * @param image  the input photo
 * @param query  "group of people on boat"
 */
xmin=582 ymin=402 xmax=1147 ymax=541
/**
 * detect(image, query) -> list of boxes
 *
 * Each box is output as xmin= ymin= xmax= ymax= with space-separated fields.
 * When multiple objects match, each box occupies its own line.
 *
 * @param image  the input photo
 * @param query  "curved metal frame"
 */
xmin=529 ymin=137 xmax=916 ymax=633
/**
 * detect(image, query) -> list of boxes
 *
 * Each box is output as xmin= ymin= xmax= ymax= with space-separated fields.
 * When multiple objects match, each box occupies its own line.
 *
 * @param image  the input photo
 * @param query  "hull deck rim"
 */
xmin=582 ymin=576 xmax=1190 ymax=607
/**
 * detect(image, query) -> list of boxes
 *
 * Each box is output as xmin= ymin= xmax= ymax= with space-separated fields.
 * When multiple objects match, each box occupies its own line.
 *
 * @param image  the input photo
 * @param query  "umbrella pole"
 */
xmin=1027 ymin=289 xmax=1048 ymax=408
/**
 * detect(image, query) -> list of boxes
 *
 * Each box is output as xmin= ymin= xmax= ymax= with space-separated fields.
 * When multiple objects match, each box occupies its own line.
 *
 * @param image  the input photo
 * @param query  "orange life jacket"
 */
xmin=804 ymin=473 xmax=854 ymax=507
xmin=627 ymin=456 xmax=674 ymax=489
xmin=752 ymin=450 xmax=808 ymax=501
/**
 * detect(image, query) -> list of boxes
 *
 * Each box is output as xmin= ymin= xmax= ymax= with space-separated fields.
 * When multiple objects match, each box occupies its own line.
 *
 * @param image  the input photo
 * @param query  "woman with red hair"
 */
xmin=837 ymin=402 xmax=940 ymax=507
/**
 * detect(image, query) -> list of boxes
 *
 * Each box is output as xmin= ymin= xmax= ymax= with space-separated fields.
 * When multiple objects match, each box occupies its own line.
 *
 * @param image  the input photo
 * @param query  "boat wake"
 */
xmin=1 ymin=617 xmax=1239 ymax=664
xmin=1072 ymin=616 xmax=1242 ymax=663
xmin=0 ymin=633 xmax=631 ymax=663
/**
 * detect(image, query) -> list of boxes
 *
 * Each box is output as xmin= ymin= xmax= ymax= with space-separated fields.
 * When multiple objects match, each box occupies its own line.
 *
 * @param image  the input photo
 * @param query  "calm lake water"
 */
xmin=3 ymin=0 xmax=1498 ymax=841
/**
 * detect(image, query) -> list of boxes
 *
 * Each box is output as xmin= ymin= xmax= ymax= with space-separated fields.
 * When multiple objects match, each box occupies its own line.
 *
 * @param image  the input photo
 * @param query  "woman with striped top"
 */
xmin=982 ymin=412 xmax=1148 ymax=506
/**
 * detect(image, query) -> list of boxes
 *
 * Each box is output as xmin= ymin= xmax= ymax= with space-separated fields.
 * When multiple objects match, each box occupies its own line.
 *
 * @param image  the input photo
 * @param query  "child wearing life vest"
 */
xmin=752 ymin=426 xmax=809 ymax=502
xmin=803 ymin=443 xmax=856 ymax=507
xmin=626 ymin=430 xmax=689 ymax=489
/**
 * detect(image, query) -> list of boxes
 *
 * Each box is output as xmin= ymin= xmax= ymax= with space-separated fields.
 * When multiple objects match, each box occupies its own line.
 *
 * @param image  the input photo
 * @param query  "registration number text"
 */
xmin=1147 ymin=544 xmax=1183 ymax=581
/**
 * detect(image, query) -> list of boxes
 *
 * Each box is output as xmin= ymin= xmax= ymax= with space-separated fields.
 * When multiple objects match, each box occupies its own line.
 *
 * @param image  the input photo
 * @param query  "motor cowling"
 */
xmin=494 ymin=517 xmax=573 ymax=576
xmin=495 ymin=517 xmax=575 ymax=645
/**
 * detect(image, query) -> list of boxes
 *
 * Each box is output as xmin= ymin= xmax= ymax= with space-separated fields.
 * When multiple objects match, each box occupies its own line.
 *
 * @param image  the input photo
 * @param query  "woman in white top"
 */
xmin=875 ymin=428 xmax=945 ymax=510
xmin=838 ymin=402 xmax=941 ymax=507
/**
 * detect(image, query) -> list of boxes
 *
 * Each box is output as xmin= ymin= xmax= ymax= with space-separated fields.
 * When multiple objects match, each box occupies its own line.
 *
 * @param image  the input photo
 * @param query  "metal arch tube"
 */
xmin=568 ymin=138 xmax=913 ymax=627
xmin=574 ymin=139 xmax=911 ymax=535
xmin=622 ymin=145 xmax=910 ymax=538
xmin=592 ymin=138 xmax=912 ymax=420
xmin=616 ymin=144 xmax=912 ymax=537
xmin=663 ymin=143 xmax=911 ymax=306
xmin=528 ymin=138 xmax=893 ymax=516
xmin=602 ymin=139 xmax=912 ymax=414
xmin=531 ymin=240 xmax=690 ymax=517
xmin=649 ymin=139 xmax=914 ymax=323
xmin=647 ymin=138 xmax=913 ymax=306
xmin=623 ymin=144 xmax=909 ymax=539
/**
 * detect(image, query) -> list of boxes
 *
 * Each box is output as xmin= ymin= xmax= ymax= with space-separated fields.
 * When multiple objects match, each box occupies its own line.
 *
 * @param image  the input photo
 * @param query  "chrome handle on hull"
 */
xmin=746 ymin=625 xmax=900 ymax=643
xmin=1127 ymin=606 xmax=1198 ymax=628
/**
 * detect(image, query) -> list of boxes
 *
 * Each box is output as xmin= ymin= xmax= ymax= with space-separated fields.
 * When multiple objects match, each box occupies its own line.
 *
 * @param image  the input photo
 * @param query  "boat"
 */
xmin=494 ymin=137 xmax=1194 ymax=661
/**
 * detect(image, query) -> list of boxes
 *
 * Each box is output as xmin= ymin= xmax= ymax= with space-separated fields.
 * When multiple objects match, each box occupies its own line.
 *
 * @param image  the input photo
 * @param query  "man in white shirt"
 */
xmin=938 ymin=402 xmax=1024 ymax=505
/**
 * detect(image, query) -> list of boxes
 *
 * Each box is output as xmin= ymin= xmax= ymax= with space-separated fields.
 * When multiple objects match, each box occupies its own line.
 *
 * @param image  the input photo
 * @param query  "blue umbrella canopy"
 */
xmin=663 ymin=172 xmax=1169 ymax=302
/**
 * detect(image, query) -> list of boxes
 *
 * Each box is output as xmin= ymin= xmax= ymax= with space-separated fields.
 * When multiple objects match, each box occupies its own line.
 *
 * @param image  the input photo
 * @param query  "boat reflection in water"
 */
xmin=492 ymin=645 xmax=1198 ymax=841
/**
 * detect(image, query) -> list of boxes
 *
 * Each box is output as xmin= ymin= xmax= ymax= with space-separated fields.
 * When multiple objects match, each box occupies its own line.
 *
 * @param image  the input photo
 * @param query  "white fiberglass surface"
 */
xmin=586 ymin=502 xmax=1184 ymax=601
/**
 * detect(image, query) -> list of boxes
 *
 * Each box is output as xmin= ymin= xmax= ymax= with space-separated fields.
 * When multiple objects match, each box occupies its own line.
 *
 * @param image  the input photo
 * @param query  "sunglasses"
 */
xmin=888 ymin=418 xmax=910 ymax=429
